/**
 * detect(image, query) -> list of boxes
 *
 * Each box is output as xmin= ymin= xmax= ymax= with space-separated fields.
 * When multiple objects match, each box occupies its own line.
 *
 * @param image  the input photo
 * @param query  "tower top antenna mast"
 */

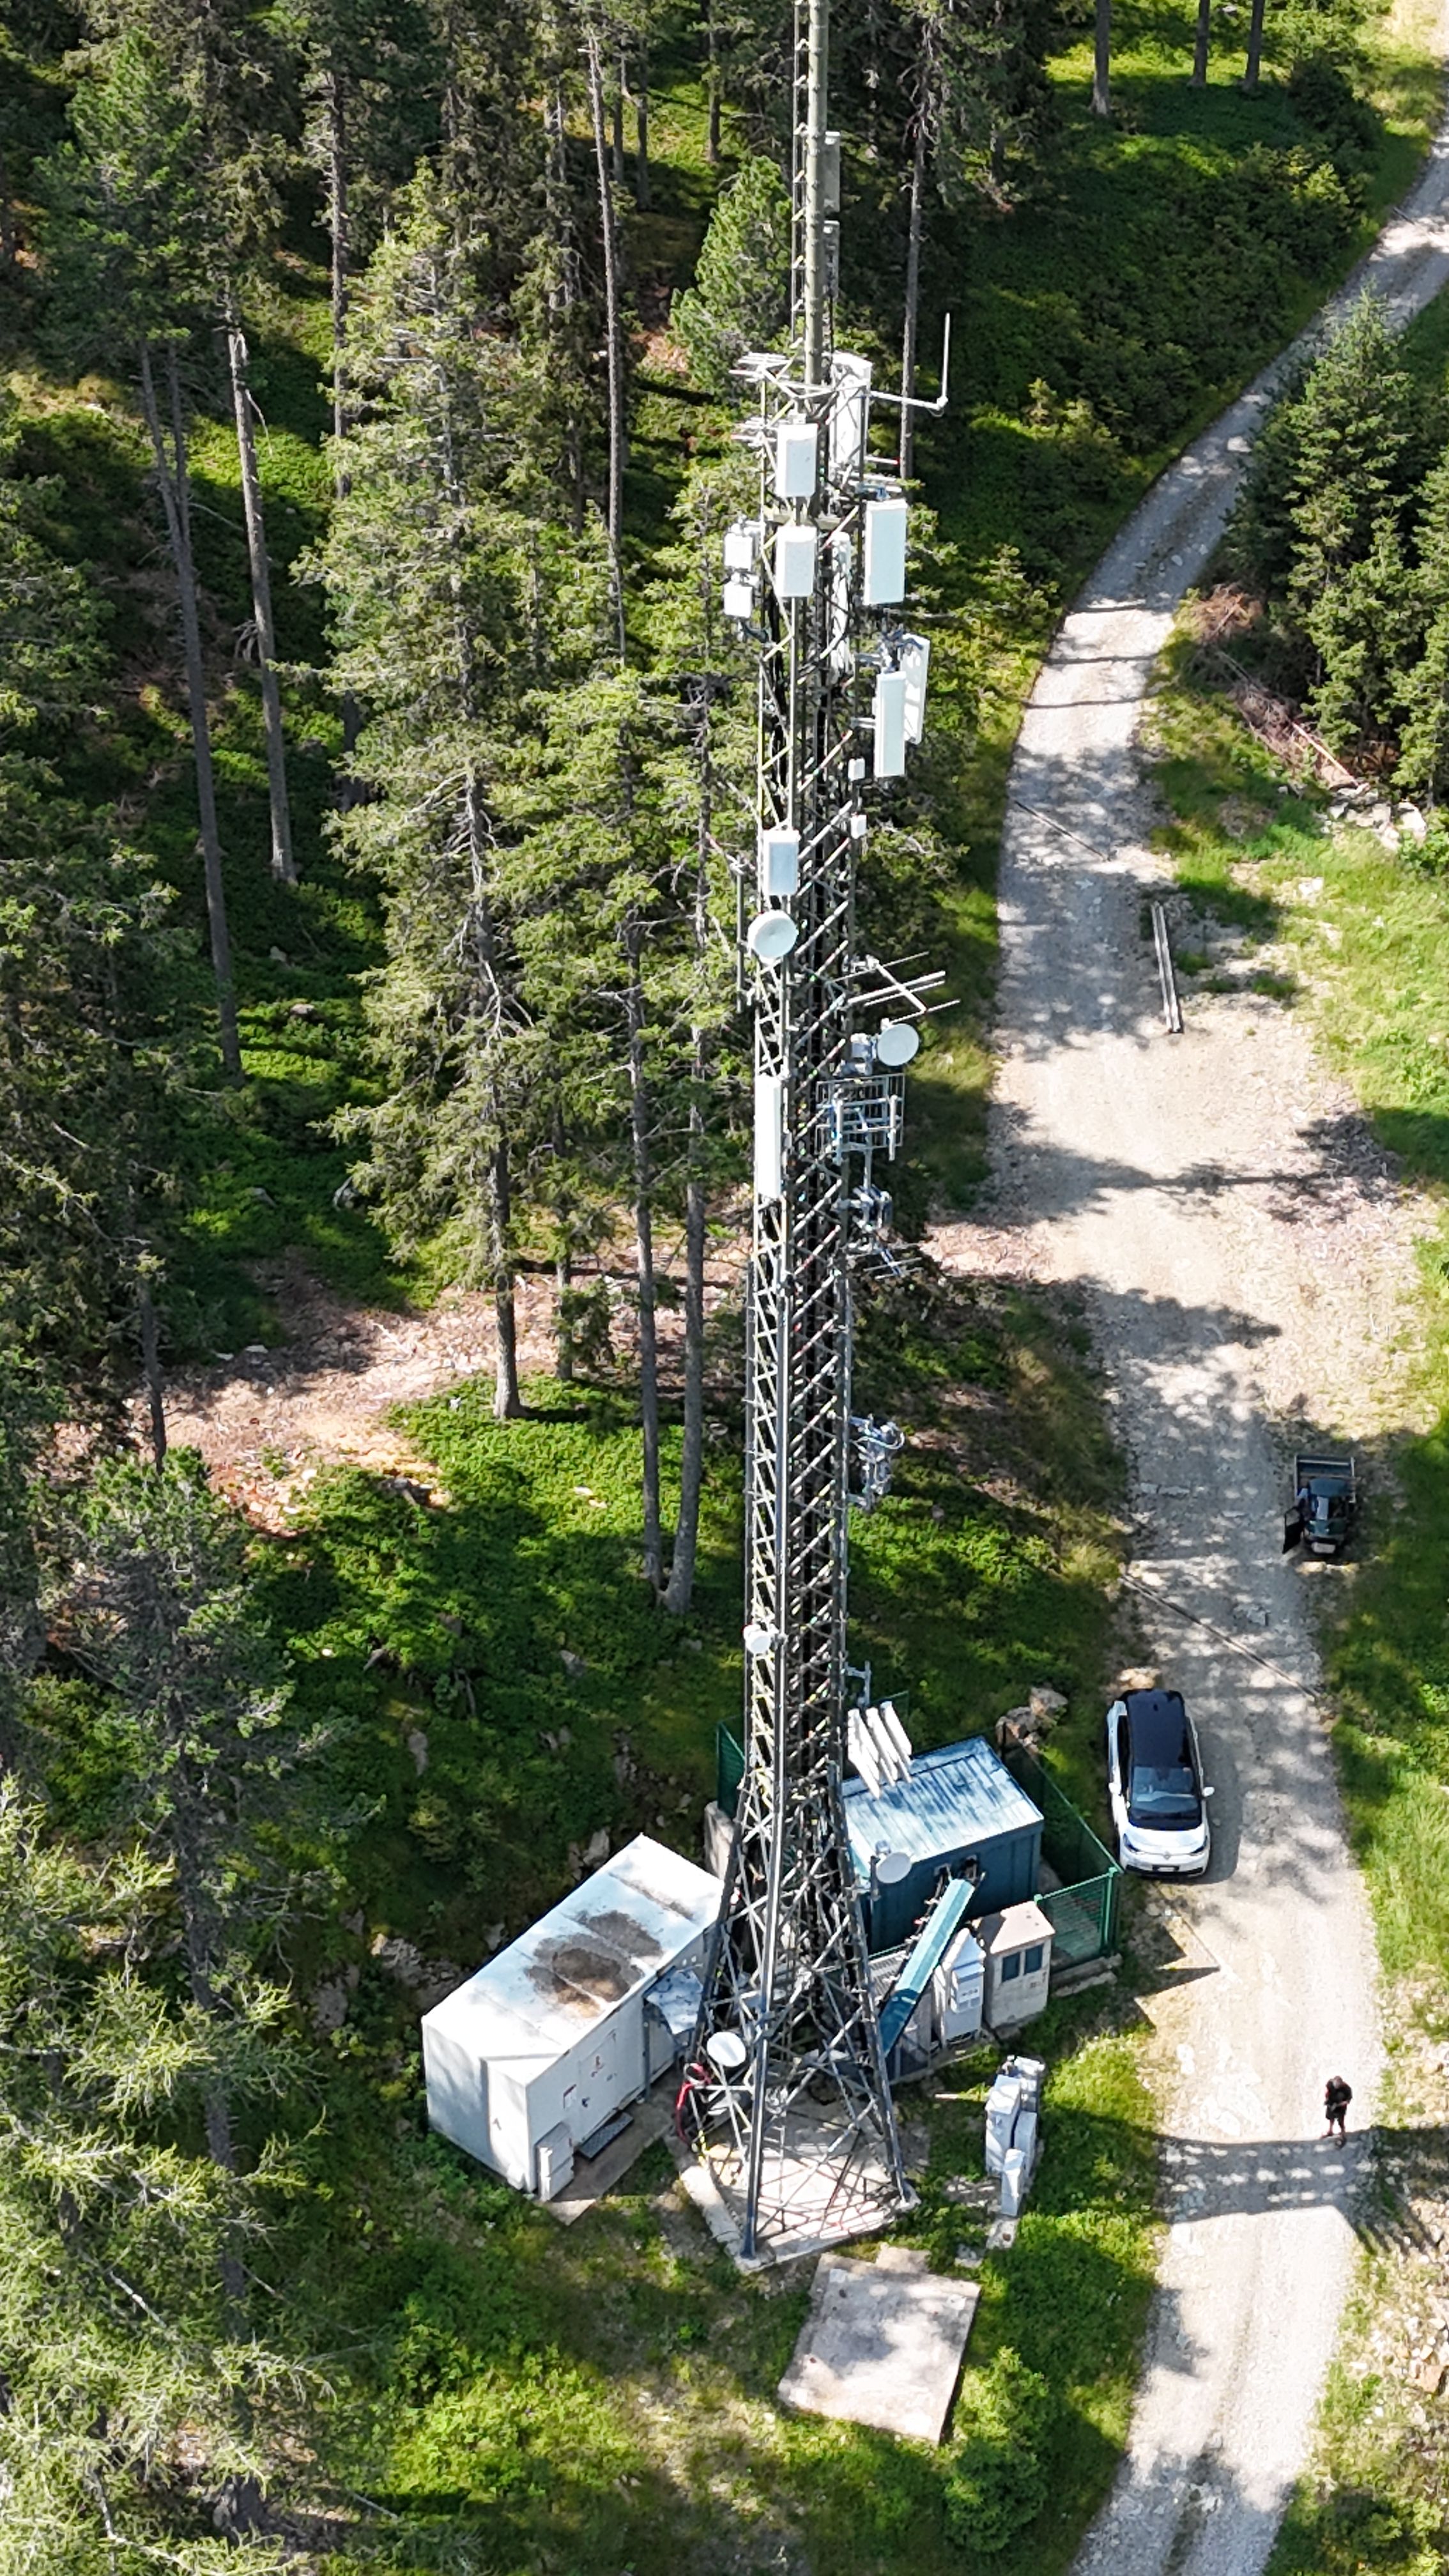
xmin=801 ymin=0 xmax=830 ymax=390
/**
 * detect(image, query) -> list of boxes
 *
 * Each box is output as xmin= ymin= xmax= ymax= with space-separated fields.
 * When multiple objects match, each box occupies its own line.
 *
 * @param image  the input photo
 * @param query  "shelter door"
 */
xmin=576 ymin=2014 xmax=625 ymax=2135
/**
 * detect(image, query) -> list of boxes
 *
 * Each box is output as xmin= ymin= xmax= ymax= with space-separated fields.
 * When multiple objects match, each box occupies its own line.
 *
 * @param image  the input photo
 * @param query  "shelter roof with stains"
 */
xmin=424 ymin=1834 xmax=721 ymax=2057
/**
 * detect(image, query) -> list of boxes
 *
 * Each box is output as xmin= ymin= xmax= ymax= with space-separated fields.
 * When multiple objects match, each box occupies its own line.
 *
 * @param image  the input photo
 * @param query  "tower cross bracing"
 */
xmin=683 ymin=0 xmax=946 ymax=2265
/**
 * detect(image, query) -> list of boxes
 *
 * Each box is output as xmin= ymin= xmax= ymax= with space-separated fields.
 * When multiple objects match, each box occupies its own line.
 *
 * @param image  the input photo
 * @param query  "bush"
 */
xmin=1286 ymin=56 xmax=1379 ymax=167
xmin=942 ymin=2347 xmax=1055 ymax=2554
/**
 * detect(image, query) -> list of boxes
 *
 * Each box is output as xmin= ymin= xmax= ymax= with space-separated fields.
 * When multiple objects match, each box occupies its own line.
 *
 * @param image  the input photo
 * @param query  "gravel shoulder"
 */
xmin=931 ymin=72 xmax=1449 ymax=2576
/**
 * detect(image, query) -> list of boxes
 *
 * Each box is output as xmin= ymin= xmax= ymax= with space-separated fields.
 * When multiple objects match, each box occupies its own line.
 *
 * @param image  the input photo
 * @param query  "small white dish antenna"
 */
xmin=873 ymin=1848 xmax=912 ymax=1887
xmin=742 ymin=1621 xmax=776 ymax=1657
xmin=875 ymin=1020 xmax=920 ymax=1068
xmin=747 ymin=909 xmax=799 ymax=964
xmin=705 ymin=2029 xmax=749 ymax=2074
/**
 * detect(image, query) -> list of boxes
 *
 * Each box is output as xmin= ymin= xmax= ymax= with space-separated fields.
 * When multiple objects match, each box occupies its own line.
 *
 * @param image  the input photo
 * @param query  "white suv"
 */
xmin=1105 ymin=1688 xmax=1212 ymax=1876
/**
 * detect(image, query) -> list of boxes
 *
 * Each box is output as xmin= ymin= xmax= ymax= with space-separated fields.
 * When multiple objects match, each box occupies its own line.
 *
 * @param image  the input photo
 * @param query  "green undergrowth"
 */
xmin=272 ymin=1268 xmax=1125 ymax=1964
xmin=291 ymin=2000 xmax=1155 ymax=2576
xmin=1147 ymin=608 xmax=1449 ymax=2573
xmin=243 ymin=1271 xmax=1146 ymax=2572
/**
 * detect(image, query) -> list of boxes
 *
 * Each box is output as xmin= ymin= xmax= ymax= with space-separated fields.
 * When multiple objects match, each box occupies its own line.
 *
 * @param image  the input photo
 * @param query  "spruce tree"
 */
xmin=0 ymin=411 xmax=190 ymax=1424
xmin=0 ymin=1782 xmax=296 ymax=2570
xmin=80 ymin=0 xmax=300 ymax=884
xmin=672 ymin=155 xmax=789 ymax=393
xmin=645 ymin=459 xmax=753 ymax=1613
xmin=40 ymin=38 xmax=243 ymax=1075
xmin=1397 ymin=452 xmax=1449 ymax=806
xmin=315 ymin=176 xmax=606 ymax=1417
xmin=1283 ymin=301 xmax=1418 ymax=748
xmin=55 ymin=1451 xmax=330 ymax=2308
xmin=503 ymin=669 xmax=688 ymax=1593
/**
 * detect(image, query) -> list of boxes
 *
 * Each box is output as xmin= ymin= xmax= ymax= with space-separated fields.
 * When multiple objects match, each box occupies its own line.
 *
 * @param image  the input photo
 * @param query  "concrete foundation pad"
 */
xmin=778 ymin=2251 xmax=979 ymax=2444
xmin=668 ymin=2112 xmax=909 ymax=2271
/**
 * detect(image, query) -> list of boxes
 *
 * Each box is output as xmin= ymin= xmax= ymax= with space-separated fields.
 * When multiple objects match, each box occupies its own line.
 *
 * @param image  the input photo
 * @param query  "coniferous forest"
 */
xmin=0 ymin=0 xmax=1441 ymax=2566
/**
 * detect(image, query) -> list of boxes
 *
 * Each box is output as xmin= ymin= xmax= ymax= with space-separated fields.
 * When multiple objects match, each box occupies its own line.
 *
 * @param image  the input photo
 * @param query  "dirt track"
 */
xmin=932 ymin=90 xmax=1449 ymax=2576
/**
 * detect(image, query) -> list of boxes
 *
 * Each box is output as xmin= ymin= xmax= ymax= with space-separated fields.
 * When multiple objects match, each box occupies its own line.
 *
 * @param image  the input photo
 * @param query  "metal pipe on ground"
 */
xmin=1151 ymin=900 xmax=1184 ymax=1034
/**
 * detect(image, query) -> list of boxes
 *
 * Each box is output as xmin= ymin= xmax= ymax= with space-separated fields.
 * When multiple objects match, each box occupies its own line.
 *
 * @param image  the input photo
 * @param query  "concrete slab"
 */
xmin=778 ymin=2252 xmax=979 ymax=2444
xmin=668 ymin=2111 xmax=907 ymax=2271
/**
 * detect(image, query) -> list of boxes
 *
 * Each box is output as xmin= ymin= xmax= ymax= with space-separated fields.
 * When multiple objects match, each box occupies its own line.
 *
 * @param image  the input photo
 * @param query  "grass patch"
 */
xmin=275 ymin=1270 xmax=1126 ymax=1958
xmin=288 ymin=2000 xmax=1156 ymax=2576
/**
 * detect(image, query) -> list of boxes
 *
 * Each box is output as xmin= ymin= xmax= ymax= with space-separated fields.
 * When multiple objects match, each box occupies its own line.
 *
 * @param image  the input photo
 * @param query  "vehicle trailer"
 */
xmin=1284 ymin=1452 xmax=1358 ymax=1560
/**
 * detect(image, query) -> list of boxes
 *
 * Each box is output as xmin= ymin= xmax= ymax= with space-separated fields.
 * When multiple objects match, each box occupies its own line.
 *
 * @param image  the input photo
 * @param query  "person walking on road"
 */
xmin=1323 ymin=2074 xmax=1353 ymax=2147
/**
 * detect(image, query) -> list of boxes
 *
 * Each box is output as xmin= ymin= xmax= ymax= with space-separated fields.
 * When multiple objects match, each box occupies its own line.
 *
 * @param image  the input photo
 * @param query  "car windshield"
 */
xmin=1128 ymin=1763 xmax=1201 ymax=1828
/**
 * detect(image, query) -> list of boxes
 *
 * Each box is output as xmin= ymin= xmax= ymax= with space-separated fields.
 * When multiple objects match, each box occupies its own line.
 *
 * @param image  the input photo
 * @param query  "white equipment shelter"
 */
xmin=421 ymin=1835 xmax=721 ymax=2202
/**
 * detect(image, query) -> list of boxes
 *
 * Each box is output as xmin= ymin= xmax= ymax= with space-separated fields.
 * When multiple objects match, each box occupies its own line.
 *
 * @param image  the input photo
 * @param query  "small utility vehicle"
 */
xmin=1283 ymin=1452 xmax=1358 ymax=1560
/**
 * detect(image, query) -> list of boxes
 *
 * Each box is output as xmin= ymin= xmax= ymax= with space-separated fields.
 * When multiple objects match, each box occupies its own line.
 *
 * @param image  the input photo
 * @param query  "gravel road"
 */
xmin=933 ymin=82 xmax=1449 ymax=2576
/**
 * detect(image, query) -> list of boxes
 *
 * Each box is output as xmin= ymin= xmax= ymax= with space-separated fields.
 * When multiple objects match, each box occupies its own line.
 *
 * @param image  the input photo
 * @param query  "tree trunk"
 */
xmin=226 ymin=326 xmax=295 ymax=884
xmin=634 ymin=47 xmax=650 ymax=208
xmin=491 ymin=1128 xmax=523 ymax=1419
xmin=611 ymin=50 xmax=626 ymax=183
xmin=555 ymin=1252 xmax=575 ymax=1379
xmin=137 ymin=339 xmax=241 ymax=1082
xmin=663 ymin=1131 xmax=705 ymax=1616
xmin=1092 ymin=0 xmax=1110 ymax=115
xmin=706 ymin=0 xmax=722 ymax=162
xmin=625 ymin=933 xmax=662 ymax=1595
xmin=327 ymin=70 xmax=349 ymax=465
xmin=1191 ymin=0 xmax=1211 ymax=84
xmin=1243 ymin=0 xmax=1266 ymax=91
xmin=138 ymin=1278 xmax=167 ymax=1470
xmin=899 ymin=105 xmax=928 ymax=482
xmin=546 ymin=73 xmax=588 ymax=529
xmin=0 ymin=141 xmax=16 ymax=270
xmin=175 ymin=1864 xmax=249 ymax=2313
xmin=325 ymin=70 xmax=363 ymax=783
xmin=457 ymin=767 xmax=522 ymax=1418
xmin=586 ymin=27 xmax=627 ymax=661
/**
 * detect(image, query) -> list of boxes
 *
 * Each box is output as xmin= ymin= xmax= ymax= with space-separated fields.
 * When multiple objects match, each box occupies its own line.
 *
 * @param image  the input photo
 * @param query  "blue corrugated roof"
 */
xmin=843 ymin=1734 xmax=1042 ymax=1883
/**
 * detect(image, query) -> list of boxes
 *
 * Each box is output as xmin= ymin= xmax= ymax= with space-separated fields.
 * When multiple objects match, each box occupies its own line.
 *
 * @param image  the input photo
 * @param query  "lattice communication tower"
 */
xmin=681 ymin=0 xmax=948 ymax=2264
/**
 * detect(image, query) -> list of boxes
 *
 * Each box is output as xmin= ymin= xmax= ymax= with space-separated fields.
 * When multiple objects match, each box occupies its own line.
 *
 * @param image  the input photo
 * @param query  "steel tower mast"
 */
xmin=684 ymin=0 xmax=947 ymax=2263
